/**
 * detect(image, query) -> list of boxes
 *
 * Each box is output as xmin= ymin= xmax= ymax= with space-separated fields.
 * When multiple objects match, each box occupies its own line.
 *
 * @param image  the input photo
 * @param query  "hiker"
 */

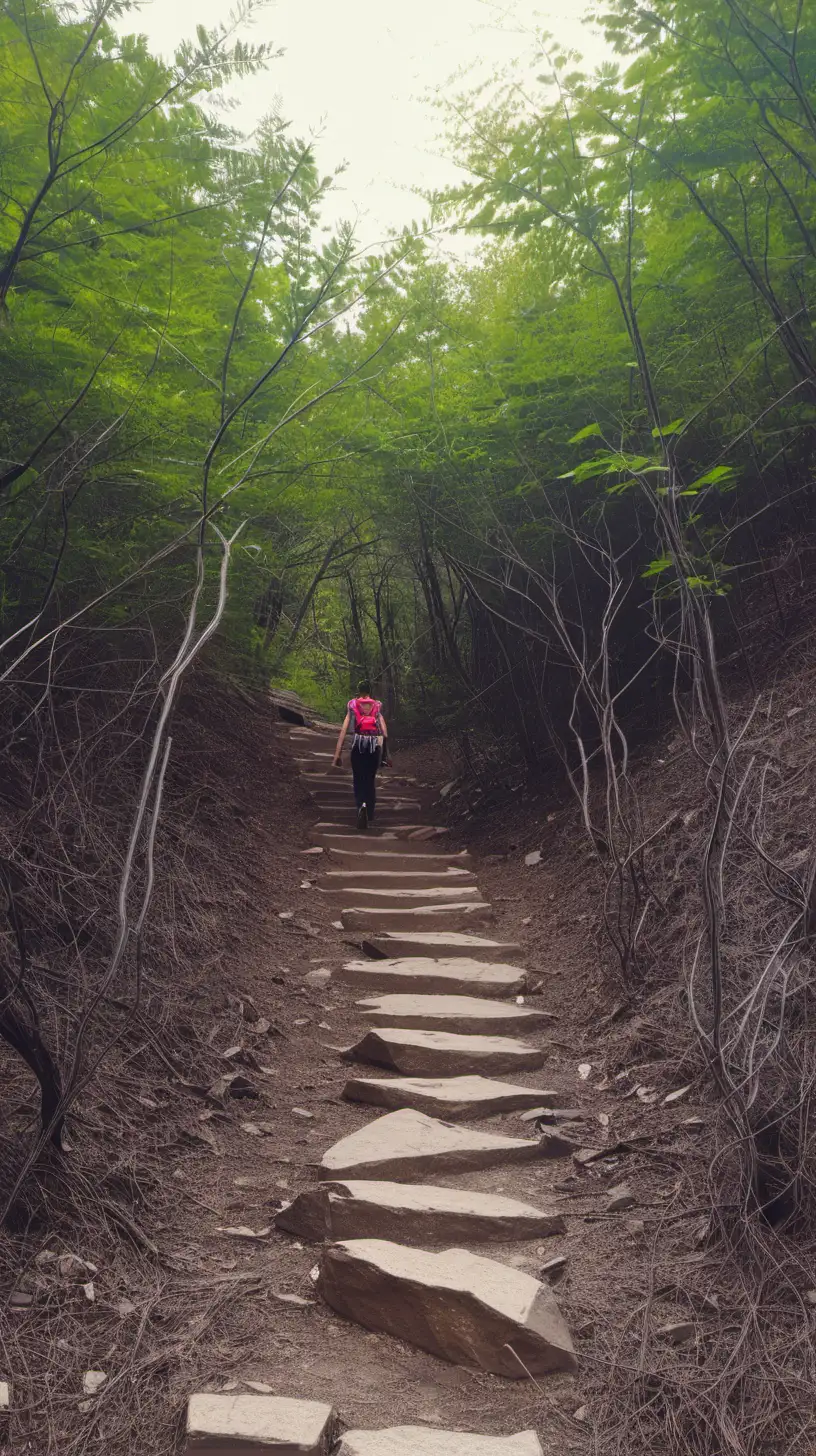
xmin=331 ymin=682 xmax=390 ymax=831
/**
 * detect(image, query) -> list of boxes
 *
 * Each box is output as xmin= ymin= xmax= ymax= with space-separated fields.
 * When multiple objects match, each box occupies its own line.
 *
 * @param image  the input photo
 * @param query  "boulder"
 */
xmin=184 ymin=1393 xmax=336 ymax=1454
xmin=355 ymin=993 xmax=552 ymax=1035
xmin=341 ymin=904 xmax=493 ymax=933
xmin=361 ymin=932 xmax=521 ymax=962
xmin=320 ymin=1109 xmax=545 ymax=1181
xmin=337 ymin=958 xmax=527 ymax=997
xmin=342 ymin=1074 xmax=559 ymax=1121
xmin=276 ymin=1179 xmax=565 ymax=1244
xmin=336 ymin=1429 xmax=544 ymax=1455
xmin=343 ymin=1028 xmax=546 ymax=1077
xmin=317 ymin=1240 xmax=576 ymax=1377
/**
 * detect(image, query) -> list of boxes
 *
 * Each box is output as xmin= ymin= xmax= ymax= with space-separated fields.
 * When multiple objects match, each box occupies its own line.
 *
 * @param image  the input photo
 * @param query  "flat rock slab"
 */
xmin=338 ymin=958 xmax=528 ymax=997
xmin=362 ymin=932 xmax=521 ymax=962
xmin=321 ymin=887 xmax=482 ymax=907
xmin=344 ymin=1027 xmax=546 ymax=1077
xmin=276 ymin=1179 xmax=565 ymax=1244
xmin=320 ymin=1108 xmax=544 ymax=1181
xmin=323 ymin=870 xmax=477 ymax=889
xmin=315 ymin=824 xmax=443 ymax=838
xmin=337 ymin=1430 xmax=543 ymax=1456
xmin=342 ymin=904 xmax=493 ymax=933
xmin=356 ymin=994 xmax=552 ymax=1035
xmin=317 ymin=1240 xmax=576 ymax=1377
xmin=185 ymin=1394 xmax=336 ymax=1454
xmin=327 ymin=846 xmax=471 ymax=865
xmin=343 ymin=1074 xmax=560 ymax=1121
xmin=335 ymin=1426 xmax=544 ymax=1450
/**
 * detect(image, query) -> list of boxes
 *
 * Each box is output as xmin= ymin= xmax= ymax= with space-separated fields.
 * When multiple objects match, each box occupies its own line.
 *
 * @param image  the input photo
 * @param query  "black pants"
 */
xmin=350 ymin=745 xmax=381 ymax=818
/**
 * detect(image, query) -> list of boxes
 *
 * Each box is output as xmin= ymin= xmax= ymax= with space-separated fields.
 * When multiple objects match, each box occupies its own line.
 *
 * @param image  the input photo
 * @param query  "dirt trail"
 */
xmin=177 ymin=715 xmax=601 ymax=1452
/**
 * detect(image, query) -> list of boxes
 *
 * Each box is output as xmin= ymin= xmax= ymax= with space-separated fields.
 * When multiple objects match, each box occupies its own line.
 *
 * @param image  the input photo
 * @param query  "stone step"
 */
xmin=342 ymin=1027 xmax=546 ymax=1077
xmin=322 ymin=869 xmax=477 ymax=889
xmin=342 ymin=903 xmax=493 ymax=933
xmin=355 ymin=993 xmax=553 ymax=1035
xmin=276 ymin=1178 xmax=565 ymax=1244
xmin=314 ymin=814 xmax=427 ymax=827
xmin=337 ymin=1428 xmax=544 ymax=1455
xmin=337 ymin=958 xmax=527 ymax=996
xmin=362 ymin=932 xmax=521 ymax=962
xmin=320 ymin=1108 xmax=545 ymax=1181
xmin=314 ymin=825 xmax=448 ymax=843
xmin=320 ymin=886 xmax=484 ymax=908
xmin=326 ymin=846 xmax=471 ymax=867
xmin=185 ymin=1394 xmax=336 ymax=1454
xmin=342 ymin=1074 xmax=559 ymax=1121
xmin=317 ymin=1240 xmax=576 ymax=1377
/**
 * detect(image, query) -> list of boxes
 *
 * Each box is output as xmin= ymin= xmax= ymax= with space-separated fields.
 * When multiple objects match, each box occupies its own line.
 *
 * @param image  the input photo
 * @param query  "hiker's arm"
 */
xmin=379 ymin=712 xmax=390 ymax=765
xmin=332 ymin=714 xmax=350 ymax=767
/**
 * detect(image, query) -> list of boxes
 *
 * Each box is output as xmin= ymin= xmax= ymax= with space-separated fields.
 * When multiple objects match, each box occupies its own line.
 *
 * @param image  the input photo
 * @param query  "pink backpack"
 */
xmin=350 ymin=698 xmax=380 ymax=734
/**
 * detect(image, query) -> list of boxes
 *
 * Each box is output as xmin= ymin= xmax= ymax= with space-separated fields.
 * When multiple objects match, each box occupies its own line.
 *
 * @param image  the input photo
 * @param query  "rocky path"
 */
xmin=185 ymin=723 xmax=581 ymax=1455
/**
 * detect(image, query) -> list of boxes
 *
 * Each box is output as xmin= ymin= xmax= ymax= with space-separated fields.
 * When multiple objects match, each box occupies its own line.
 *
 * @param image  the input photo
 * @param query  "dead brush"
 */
xmin=0 ymin=622 xmax=280 ymax=1453
xmin=589 ymin=626 xmax=816 ymax=1455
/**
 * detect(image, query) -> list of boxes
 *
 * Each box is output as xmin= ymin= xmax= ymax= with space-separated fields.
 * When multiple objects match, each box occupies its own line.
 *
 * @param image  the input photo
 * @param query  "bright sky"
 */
xmin=129 ymin=0 xmax=608 ymax=249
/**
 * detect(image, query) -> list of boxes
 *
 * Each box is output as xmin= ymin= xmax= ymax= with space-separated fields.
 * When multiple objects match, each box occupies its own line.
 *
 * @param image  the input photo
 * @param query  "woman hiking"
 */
xmin=331 ymin=682 xmax=390 ymax=832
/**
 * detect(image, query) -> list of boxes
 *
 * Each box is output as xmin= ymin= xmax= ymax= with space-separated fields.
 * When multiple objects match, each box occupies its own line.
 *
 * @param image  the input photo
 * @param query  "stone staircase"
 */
xmin=185 ymin=721 xmax=576 ymax=1455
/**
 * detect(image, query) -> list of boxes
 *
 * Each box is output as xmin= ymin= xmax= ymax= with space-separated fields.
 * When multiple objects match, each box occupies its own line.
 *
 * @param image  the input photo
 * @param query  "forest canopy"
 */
xmin=1 ymin=0 xmax=813 ymax=731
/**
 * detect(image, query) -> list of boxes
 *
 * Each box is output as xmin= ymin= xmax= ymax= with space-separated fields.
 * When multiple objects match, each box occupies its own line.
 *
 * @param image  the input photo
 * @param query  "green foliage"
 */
xmin=1 ymin=0 xmax=814 ymax=728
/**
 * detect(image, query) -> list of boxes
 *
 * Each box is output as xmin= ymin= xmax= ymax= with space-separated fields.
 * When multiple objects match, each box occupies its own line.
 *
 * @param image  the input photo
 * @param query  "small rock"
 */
xmin=664 ymin=1085 xmax=692 ymax=1104
xmin=272 ymin=1292 xmax=315 ymax=1307
xmin=82 ymin=1371 xmax=107 ymax=1396
xmin=657 ymin=1320 xmax=695 ymax=1345
xmin=9 ymin=1292 xmax=32 ymax=1309
xmin=294 ymin=1018 xmax=310 ymax=1027
xmin=578 ymin=1063 xmax=591 ymax=1081
xmin=82 ymin=1282 xmax=95 ymax=1302
xmin=521 ymin=916 xmax=531 ymax=926
xmin=804 ymin=1290 xmax=816 ymax=1307
xmin=292 ymin=1108 xmax=315 ymax=1120
xmin=683 ymin=1116 xmax=704 ymax=1129
xmin=524 ymin=850 xmax=542 ymax=867
xmin=539 ymin=1132 xmax=580 ymax=1158
xmin=278 ymin=911 xmax=294 ymax=921
xmin=521 ymin=1106 xmax=582 ymax=1125
xmin=304 ymin=970 xmax=332 ymax=988
xmin=302 ymin=846 xmax=324 ymax=855
xmin=540 ymin=1255 xmax=568 ymax=1284
xmin=606 ymin=1184 xmax=636 ymax=1213
xmin=216 ymin=1226 xmax=271 ymax=1240
xmin=243 ymin=1381 xmax=275 ymax=1394
xmin=116 ymin=1298 xmax=137 ymax=1317
xmin=0 ymin=1381 xmax=10 ymax=1411
xmin=573 ymin=1406 xmax=588 ymax=1422
xmin=332 ymin=920 xmax=343 ymax=930
xmin=627 ymin=1219 xmax=645 ymax=1236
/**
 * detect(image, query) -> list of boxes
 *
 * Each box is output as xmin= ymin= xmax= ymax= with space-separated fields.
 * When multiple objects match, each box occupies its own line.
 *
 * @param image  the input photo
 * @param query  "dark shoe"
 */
xmin=356 ymin=802 xmax=368 ymax=832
